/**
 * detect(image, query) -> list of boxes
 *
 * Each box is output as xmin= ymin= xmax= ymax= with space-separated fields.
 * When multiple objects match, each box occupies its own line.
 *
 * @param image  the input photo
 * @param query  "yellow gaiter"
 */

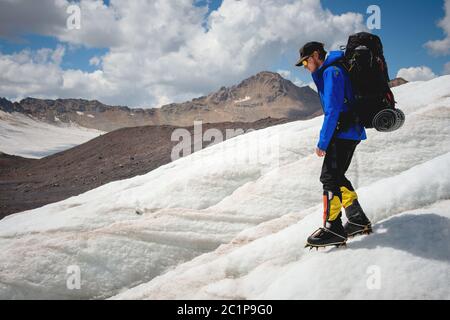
xmin=340 ymin=186 xmax=358 ymax=209
xmin=323 ymin=191 xmax=342 ymax=224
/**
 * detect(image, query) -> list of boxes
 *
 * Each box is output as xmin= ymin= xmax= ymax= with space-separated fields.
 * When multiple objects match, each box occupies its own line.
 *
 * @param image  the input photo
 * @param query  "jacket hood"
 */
xmin=313 ymin=51 xmax=344 ymax=77
xmin=321 ymin=50 xmax=344 ymax=69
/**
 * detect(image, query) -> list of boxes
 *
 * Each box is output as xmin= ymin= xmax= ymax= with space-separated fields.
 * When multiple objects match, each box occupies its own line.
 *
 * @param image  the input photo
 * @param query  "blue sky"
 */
xmin=0 ymin=0 xmax=448 ymax=106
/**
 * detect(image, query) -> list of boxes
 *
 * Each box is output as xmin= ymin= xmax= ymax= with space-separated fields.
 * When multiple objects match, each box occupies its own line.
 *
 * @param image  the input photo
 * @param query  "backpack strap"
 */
xmin=321 ymin=62 xmax=361 ymax=132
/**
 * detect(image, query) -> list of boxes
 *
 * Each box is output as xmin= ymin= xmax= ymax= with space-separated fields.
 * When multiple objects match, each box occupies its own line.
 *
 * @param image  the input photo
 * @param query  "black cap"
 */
xmin=295 ymin=41 xmax=324 ymax=66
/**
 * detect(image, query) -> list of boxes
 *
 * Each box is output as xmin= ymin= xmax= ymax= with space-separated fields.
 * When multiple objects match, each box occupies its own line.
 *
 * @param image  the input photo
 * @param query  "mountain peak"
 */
xmin=389 ymin=77 xmax=409 ymax=88
xmin=238 ymin=71 xmax=285 ymax=86
xmin=254 ymin=70 xmax=284 ymax=79
xmin=0 ymin=97 xmax=17 ymax=113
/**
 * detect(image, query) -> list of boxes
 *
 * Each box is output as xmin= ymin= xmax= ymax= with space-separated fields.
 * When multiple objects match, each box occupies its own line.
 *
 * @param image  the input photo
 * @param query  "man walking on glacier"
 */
xmin=295 ymin=42 xmax=372 ymax=248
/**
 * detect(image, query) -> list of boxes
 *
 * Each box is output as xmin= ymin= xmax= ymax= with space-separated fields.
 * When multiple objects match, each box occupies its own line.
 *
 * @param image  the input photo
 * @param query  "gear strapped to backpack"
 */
xmin=330 ymin=32 xmax=405 ymax=132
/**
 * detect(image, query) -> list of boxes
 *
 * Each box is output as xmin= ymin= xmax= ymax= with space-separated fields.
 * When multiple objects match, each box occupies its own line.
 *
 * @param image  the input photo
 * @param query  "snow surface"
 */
xmin=234 ymin=96 xmax=251 ymax=103
xmin=113 ymin=157 xmax=450 ymax=300
xmin=0 ymin=111 xmax=104 ymax=158
xmin=0 ymin=76 xmax=449 ymax=299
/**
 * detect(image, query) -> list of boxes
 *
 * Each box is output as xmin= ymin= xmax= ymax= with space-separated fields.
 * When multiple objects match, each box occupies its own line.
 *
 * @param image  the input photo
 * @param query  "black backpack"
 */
xmin=332 ymin=32 xmax=405 ymax=132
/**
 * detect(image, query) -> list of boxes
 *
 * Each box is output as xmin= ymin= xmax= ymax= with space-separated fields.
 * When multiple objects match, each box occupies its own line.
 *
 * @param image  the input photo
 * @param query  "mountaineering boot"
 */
xmin=306 ymin=213 xmax=348 ymax=248
xmin=341 ymin=186 xmax=372 ymax=237
xmin=306 ymin=191 xmax=347 ymax=249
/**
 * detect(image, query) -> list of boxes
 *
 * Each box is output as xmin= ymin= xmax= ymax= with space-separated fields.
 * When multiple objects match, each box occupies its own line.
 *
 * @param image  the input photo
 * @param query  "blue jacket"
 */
xmin=312 ymin=51 xmax=367 ymax=151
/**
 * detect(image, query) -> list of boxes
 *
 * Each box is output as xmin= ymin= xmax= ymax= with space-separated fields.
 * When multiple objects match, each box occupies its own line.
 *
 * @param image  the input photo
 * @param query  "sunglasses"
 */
xmin=302 ymin=55 xmax=312 ymax=67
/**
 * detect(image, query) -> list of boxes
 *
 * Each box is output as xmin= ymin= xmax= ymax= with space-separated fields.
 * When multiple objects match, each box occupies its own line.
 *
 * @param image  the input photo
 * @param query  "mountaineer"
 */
xmin=295 ymin=41 xmax=372 ymax=248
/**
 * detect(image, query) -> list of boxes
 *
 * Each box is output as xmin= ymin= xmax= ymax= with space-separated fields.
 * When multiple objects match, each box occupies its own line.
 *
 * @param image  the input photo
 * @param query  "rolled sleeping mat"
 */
xmin=394 ymin=108 xmax=405 ymax=130
xmin=372 ymin=108 xmax=405 ymax=132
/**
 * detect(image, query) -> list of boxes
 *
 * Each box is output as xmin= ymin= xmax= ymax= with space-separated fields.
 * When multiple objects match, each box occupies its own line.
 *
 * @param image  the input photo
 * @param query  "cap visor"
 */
xmin=295 ymin=57 xmax=307 ymax=67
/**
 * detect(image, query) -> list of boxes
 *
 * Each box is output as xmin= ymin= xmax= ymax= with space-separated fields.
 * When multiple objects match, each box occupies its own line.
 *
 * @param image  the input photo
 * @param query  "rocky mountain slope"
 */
xmin=0 ymin=71 xmax=321 ymax=131
xmin=389 ymin=77 xmax=409 ymax=88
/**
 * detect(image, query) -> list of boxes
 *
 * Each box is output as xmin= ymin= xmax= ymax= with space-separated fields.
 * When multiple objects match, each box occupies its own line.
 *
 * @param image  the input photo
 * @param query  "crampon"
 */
xmin=305 ymin=227 xmax=348 ymax=250
xmin=304 ymin=241 xmax=347 ymax=250
xmin=346 ymin=223 xmax=373 ymax=238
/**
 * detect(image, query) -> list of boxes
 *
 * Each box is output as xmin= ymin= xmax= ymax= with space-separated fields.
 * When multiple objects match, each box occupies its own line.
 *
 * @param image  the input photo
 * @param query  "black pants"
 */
xmin=320 ymin=138 xmax=360 ymax=198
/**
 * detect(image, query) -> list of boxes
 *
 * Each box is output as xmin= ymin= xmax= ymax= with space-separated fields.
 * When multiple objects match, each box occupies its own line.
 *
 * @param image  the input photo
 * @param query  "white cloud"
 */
xmin=294 ymin=79 xmax=306 ymax=87
xmin=278 ymin=67 xmax=312 ymax=89
xmin=0 ymin=47 xmax=114 ymax=101
xmin=277 ymin=69 xmax=291 ymax=79
xmin=277 ymin=69 xmax=305 ymax=87
xmin=58 ymin=0 xmax=121 ymax=48
xmin=396 ymin=66 xmax=438 ymax=82
xmin=51 ymin=45 xmax=66 ymax=65
xmin=0 ymin=0 xmax=120 ymax=48
xmin=308 ymin=81 xmax=317 ymax=92
xmin=425 ymin=0 xmax=450 ymax=55
xmin=89 ymin=56 xmax=101 ymax=67
xmin=444 ymin=61 xmax=450 ymax=74
xmin=0 ymin=0 xmax=66 ymax=40
xmin=0 ymin=0 xmax=366 ymax=107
